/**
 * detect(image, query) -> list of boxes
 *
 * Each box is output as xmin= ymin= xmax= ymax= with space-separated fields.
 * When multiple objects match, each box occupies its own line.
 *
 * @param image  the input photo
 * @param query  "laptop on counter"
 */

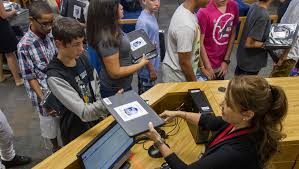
xmin=102 ymin=90 xmax=165 ymax=137
xmin=77 ymin=122 xmax=134 ymax=169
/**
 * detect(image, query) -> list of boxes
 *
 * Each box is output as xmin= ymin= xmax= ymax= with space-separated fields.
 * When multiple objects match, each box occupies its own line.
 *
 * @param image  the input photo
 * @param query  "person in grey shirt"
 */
xmin=235 ymin=0 xmax=272 ymax=75
xmin=47 ymin=17 xmax=110 ymax=144
xmin=86 ymin=0 xmax=149 ymax=98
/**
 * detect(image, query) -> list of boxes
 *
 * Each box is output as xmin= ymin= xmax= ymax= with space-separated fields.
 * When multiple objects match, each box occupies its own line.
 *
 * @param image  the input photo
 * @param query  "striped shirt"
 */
xmin=17 ymin=27 xmax=57 ymax=116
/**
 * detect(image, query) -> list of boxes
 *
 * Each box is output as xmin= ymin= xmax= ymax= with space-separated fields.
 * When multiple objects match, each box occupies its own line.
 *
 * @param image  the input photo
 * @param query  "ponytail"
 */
xmin=257 ymin=85 xmax=287 ymax=167
xmin=268 ymin=85 xmax=288 ymax=126
xmin=227 ymin=76 xmax=288 ymax=168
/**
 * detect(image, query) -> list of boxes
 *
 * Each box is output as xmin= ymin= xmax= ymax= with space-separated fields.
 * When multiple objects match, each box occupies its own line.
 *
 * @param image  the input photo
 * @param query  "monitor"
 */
xmin=77 ymin=122 xmax=134 ymax=169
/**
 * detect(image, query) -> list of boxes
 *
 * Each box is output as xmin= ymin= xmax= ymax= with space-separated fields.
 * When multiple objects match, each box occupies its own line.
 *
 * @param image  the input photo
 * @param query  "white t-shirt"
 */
xmin=280 ymin=0 xmax=299 ymax=61
xmin=163 ymin=4 xmax=201 ymax=82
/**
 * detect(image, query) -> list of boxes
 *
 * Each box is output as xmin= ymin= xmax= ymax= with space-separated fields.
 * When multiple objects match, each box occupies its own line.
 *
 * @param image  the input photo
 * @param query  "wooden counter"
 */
xmin=33 ymin=77 xmax=299 ymax=169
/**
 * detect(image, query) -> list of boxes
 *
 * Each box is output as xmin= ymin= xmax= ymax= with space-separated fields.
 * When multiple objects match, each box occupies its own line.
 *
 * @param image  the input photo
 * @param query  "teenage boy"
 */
xmin=271 ymin=0 xmax=299 ymax=77
xmin=135 ymin=0 xmax=160 ymax=94
xmin=17 ymin=1 xmax=60 ymax=152
xmin=235 ymin=0 xmax=272 ymax=75
xmin=197 ymin=0 xmax=239 ymax=80
xmin=47 ymin=17 xmax=109 ymax=145
xmin=162 ymin=0 xmax=208 ymax=82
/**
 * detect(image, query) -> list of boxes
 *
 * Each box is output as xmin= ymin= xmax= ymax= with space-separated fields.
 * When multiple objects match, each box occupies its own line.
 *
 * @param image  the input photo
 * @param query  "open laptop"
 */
xmin=127 ymin=29 xmax=158 ymax=63
xmin=77 ymin=122 xmax=134 ymax=169
xmin=102 ymin=90 xmax=165 ymax=137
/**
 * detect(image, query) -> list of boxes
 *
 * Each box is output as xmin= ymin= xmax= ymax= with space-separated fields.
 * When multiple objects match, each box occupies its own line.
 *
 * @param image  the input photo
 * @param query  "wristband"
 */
xmin=153 ymin=138 xmax=165 ymax=148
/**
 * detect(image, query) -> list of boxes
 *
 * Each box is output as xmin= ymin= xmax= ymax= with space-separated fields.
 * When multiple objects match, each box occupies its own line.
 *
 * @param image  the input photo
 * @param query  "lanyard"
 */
xmin=208 ymin=124 xmax=252 ymax=148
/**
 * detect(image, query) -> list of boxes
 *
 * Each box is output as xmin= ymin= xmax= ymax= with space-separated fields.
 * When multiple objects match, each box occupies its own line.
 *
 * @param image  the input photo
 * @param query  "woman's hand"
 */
xmin=144 ymin=122 xmax=161 ymax=142
xmin=139 ymin=54 xmax=149 ymax=65
xmin=116 ymin=88 xmax=124 ymax=94
xmin=160 ymin=110 xmax=181 ymax=122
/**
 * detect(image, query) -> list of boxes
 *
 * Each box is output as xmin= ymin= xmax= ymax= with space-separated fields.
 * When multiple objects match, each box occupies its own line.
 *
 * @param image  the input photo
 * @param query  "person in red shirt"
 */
xmin=197 ymin=0 xmax=239 ymax=80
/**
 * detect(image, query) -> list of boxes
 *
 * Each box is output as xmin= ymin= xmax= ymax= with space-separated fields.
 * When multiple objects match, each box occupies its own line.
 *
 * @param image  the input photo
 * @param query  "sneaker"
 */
xmin=15 ymin=79 xmax=24 ymax=86
xmin=2 ymin=155 xmax=31 ymax=168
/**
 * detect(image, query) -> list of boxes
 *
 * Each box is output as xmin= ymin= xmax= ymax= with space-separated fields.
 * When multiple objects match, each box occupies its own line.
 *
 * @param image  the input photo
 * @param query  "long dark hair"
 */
xmin=226 ymin=76 xmax=288 ymax=168
xmin=86 ymin=0 xmax=121 ymax=50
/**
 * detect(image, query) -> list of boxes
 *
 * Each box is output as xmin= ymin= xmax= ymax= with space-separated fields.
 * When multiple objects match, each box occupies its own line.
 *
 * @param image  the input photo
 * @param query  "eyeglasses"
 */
xmin=33 ymin=17 xmax=53 ymax=29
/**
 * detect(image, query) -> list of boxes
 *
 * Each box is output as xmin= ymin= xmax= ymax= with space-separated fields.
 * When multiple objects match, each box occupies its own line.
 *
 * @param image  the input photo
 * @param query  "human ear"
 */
xmin=241 ymin=110 xmax=255 ymax=121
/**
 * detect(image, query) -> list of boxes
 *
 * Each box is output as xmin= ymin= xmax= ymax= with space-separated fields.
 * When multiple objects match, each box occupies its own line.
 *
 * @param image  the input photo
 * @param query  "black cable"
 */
xmin=163 ymin=102 xmax=185 ymax=137
xmin=142 ymin=141 xmax=150 ymax=150
xmin=167 ymin=118 xmax=183 ymax=136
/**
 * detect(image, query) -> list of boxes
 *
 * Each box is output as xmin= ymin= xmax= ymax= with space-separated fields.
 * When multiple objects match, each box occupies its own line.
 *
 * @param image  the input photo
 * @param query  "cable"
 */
xmin=142 ymin=141 xmax=150 ymax=150
xmin=135 ymin=102 xmax=186 ymax=149
xmin=163 ymin=102 xmax=186 ymax=137
xmin=167 ymin=118 xmax=183 ymax=136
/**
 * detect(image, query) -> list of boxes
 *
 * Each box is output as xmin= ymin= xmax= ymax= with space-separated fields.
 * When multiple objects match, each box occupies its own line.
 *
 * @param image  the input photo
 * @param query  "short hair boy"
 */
xmin=47 ymin=17 xmax=108 ymax=145
xmin=135 ymin=0 xmax=160 ymax=94
xmin=17 ymin=1 xmax=60 ymax=152
xmin=235 ymin=0 xmax=272 ymax=75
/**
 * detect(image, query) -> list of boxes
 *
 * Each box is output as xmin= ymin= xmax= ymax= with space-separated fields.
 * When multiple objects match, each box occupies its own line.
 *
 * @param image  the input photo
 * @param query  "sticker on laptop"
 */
xmin=201 ymin=106 xmax=211 ymax=111
xmin=103 ymin=98 xmax=112 ymax=105
xmin=114 ymin=101 xmax=148 ymax=121
xmin=273 ymin=31 xmax=287 ymax=38
xmin=73 ymin=5 xmax=81 ymax=19
xmin=130 ymin=37 xmax=147 ymax=51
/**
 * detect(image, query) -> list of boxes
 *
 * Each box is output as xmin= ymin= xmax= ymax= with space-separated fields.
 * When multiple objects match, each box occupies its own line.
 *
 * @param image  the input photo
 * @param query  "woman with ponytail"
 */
xmin=145 ymin=75 xmax=288 ymax=169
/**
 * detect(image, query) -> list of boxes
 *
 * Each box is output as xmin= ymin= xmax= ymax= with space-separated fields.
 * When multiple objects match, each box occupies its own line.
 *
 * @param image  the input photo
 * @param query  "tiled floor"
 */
xmin=0 ymin=1 xmax=277 ymax=168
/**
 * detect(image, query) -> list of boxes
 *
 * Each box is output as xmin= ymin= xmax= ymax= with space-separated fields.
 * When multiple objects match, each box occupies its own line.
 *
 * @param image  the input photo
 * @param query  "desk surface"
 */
xmin=33 ymin=77 xmax=299 ymax=169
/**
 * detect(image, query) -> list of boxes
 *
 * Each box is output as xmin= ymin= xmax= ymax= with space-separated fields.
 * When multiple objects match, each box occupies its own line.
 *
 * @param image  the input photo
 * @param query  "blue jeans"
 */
xmin=138 ymin=76 xmax=155 ymax=94
xmin=196 ymin=69 xmax=208 ymax=81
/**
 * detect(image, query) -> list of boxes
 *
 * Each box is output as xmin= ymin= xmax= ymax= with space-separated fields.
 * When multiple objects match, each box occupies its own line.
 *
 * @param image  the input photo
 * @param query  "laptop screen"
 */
xmin=80 ymin=123 xmax=134 ymax=169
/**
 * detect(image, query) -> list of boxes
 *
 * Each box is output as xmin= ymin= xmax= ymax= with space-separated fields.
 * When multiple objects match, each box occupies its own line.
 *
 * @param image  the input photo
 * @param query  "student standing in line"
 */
xmin=270 ymin=0 xmax=299 ymax=77
xmin=0 ymin=0 xmax=24 ymax=86
xmin=17 ymin=1 xmax=60 ymax=152
xmin=197 ymin=0 xmax=239 ymax=80
xmin=146 ymin=75 xmax=287 ymax=169
xmin=235 ymin=0 xmax=272 ymax=76
xmin=87 ymin=0 xmax=149 ymax=98
xmin=47 ymin=17 xmax=110 ymax=145
xmin=162 ymin=0 xmax=208 ymax=83
xmin=135 ymin=0 xmax=160 ymax=94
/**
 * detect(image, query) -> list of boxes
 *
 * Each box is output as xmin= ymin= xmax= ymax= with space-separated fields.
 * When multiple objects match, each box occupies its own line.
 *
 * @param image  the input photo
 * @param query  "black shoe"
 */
xmin=2 ymin=155 xmax=31 ymax=168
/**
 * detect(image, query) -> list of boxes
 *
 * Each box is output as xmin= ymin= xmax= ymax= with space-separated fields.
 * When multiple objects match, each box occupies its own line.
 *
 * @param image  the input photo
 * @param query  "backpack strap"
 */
xmin=78 ymin=53 xmax=96 ymax=101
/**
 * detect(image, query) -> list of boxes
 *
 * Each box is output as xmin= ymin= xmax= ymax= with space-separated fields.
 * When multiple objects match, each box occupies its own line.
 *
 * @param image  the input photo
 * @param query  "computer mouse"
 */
xmin=218 ymin=87 xmax=226 ymax=93
xmin=148 ymin=145 xmax=163 ymax=158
